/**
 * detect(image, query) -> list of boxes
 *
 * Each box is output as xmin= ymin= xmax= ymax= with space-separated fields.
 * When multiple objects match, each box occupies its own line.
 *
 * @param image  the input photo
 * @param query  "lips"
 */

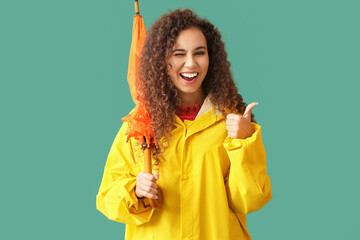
xmin=180 ymin=72 xmax=199 ymax=82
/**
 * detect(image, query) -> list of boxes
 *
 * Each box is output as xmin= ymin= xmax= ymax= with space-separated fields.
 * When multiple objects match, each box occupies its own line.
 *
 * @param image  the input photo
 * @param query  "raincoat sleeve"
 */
xmin=96 ymin=122 xmax=154 ymax=225
xmin=223 ymin=122 xmax=272 ymax=214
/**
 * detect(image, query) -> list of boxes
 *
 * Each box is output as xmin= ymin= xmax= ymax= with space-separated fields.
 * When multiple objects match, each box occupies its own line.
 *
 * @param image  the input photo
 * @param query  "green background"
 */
xmin=1 ymin=0 xmax=359 ymax=239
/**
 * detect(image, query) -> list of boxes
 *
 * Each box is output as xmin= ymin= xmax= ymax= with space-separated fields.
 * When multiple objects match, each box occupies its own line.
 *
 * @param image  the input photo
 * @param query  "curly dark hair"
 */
xmin=137 ymin=9 xmax=254 ymax=163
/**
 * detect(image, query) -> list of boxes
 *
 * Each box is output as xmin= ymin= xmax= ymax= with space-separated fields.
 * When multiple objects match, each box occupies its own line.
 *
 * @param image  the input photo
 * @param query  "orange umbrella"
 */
xmin=121 ymin=0 xmax=162 ymax=209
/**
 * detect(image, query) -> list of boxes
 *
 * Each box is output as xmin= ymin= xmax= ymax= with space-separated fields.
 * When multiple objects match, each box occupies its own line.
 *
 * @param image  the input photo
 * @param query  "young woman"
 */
xmin=96 ymin=9 xmax=272 ymax=240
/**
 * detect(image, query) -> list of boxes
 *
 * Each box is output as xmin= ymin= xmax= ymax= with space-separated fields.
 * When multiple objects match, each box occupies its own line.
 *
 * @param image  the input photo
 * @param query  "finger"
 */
xmin=139 ymin=172 xmax=156 ymax=182
xmin=135 ymin=187 xmax=144 ymax=198
xmin=226 ymin=120 xmax=241 ymax=127
xmin=227 ymin=131 xmax=237 ymax=139
xmin=226 ymin=113 xmax=240 ymax=120
xmin=226 ymin=125 xmax=238 ymax=132
xmin=243 ymin=102 xmax=258 ymax=120
xmin=137 ymin=183 xmax=158 ymax=195
xmin=226 ymin=119 xmax=235 ymax=126
xmin=138 ymin=178 xmax=158 ymax=189
xmin=226 ymin=116 xmax=242 ymax=126
xmin=138 ymin=189 xmax=158 ymax=199
xmin=153 ymin=172 xmax=159 ymax=181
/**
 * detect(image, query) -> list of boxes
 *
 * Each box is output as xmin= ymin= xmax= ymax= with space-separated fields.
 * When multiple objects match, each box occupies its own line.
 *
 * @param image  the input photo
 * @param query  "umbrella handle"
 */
xmin=134 ymin=0 xmax=140 ymax=15
xmin=144 ymin=147 xmax=163 ymax=209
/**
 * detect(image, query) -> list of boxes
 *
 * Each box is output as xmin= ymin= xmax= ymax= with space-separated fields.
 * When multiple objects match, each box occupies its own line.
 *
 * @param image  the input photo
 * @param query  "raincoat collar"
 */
xmin=195 ymin=94 xmax=222 ymax=119
xmin=174 ymin=95 xmax=225 ymax=138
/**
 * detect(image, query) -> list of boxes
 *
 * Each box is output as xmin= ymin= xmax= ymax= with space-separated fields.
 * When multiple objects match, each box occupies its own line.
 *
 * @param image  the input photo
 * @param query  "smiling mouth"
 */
xmin=180 ymin=72 xmax=199 ymax=81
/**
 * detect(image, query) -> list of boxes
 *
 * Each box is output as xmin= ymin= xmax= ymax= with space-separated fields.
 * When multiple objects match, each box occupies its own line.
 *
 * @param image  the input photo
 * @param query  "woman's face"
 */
xmin=167 ymin=27 xmax=209 ymax=104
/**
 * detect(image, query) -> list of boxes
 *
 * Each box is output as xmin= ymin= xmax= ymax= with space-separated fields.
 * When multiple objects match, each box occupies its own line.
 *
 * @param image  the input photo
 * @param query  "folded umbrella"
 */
xmin=121 ymin=0 xmax=162 ymax=209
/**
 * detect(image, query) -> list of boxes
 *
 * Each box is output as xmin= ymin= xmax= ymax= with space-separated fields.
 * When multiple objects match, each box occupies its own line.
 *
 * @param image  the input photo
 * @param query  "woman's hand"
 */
xmin=135 ymin=172 xmax=159 ymax=199
xmin=226 ymin=102 xmax=258 ymax=139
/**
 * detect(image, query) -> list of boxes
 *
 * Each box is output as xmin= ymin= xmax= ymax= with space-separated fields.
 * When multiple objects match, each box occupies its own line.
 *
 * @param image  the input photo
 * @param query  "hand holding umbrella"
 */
xmin=135 ymin=172 xmax=160 ymax=199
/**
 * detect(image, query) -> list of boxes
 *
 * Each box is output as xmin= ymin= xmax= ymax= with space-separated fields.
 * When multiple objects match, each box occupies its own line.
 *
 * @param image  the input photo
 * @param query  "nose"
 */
xmin=184 ymin=54 xmax=196 ymax=68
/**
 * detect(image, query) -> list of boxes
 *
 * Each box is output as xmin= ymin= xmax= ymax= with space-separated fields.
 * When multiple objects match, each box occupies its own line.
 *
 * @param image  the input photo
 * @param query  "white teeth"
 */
xmin=181 ymin=73 xmax=198 ymax=78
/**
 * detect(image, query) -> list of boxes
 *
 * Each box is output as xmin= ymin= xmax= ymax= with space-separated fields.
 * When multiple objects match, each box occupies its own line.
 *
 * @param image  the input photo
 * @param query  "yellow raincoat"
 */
xmin=96 ymin=96 xmax=272 ymax=240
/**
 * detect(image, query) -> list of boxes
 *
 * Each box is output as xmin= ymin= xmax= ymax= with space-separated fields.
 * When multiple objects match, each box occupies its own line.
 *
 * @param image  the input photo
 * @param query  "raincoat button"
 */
xmin=182 ymin=174 xmax=189 ymax=180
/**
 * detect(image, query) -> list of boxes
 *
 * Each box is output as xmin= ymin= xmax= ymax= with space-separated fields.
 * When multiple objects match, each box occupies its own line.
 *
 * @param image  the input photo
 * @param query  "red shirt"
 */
xmin=175 ymin=103 xmax=202 ymax=122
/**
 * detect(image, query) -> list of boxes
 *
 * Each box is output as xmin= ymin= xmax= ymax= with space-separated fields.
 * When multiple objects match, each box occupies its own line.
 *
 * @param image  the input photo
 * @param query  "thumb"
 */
xmin=243 ymin=102 xmax=258 ymax=121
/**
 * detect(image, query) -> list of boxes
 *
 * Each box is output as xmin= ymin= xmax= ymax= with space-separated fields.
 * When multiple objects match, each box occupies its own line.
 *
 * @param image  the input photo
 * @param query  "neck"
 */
xmin=178 ymin=89 xmax=206 ymax=104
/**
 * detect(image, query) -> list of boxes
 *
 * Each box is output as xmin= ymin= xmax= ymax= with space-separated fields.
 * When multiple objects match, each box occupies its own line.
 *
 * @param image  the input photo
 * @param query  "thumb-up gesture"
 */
xmin=226 ymin=102 xmax=258 ymax=139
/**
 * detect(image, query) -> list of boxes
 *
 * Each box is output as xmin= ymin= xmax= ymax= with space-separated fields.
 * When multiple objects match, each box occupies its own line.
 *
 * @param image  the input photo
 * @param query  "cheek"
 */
xmin=168 ymin=68 xmax=177 ymax=80
xmin=167 ymin=60 xmax=179 ymax=74
xmin=201 ymin=59 xmax=209 ymax=73
xmin=200 ymin=54 xmax=209 ymax=68
xmin=166 ymin=63 xmax=175 ymax=77
xmin=166 ymin=64 xmax=179 ymax=83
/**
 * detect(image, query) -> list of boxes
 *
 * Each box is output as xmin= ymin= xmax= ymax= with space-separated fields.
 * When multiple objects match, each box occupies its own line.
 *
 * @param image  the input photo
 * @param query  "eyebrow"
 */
xmin=173 ymin=46 xmax=207 ymax=52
